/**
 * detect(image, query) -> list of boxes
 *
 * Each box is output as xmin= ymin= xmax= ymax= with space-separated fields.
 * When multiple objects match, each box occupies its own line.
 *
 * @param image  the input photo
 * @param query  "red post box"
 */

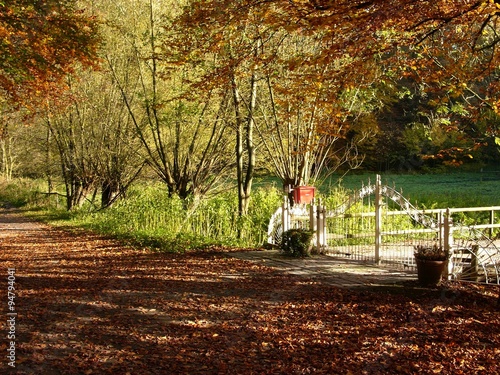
xmin=292 ymin=186 xmax=316 ymax=204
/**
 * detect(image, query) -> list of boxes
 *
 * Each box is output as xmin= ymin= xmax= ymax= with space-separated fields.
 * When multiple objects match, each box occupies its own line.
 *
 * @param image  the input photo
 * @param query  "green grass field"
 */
xmin=256 ymin=168 xmax=500 ymax=208
xmin=321 ymin=169 xmax=500 ymax=208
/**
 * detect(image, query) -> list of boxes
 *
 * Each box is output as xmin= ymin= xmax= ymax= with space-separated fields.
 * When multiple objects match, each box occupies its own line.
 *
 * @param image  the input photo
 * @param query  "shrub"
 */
xmin=0 ymin=178 xmax=46 ymax=207
xmin=281 ymin=229 xmax=314 ymax=257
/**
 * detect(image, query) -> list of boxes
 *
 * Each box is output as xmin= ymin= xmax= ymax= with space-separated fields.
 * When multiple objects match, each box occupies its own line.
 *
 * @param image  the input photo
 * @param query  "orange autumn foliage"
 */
xmin=0 ymin=0 xmax=100 ymax=106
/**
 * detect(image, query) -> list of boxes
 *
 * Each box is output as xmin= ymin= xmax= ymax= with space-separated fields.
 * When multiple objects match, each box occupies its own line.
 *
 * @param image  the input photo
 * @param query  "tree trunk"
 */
xmin=46 ymin=126 xmax=53 ymax=195
xmin=243 ymin=57 xmax=257 ymax=215
xmin=0 ymin=124 xmax=15 ymax=180
xmin=101 ymin=180 xmax=119 ymax=208
xmin=231 ymin=41 xmax=259 ymax=220
xmin=233 ymin=78 xmax=246 ymax=218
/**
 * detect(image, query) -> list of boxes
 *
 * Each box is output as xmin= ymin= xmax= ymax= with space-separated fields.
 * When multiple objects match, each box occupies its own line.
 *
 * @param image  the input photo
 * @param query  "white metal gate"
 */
xmin=267 ymin=175 xmax=500 ymax=284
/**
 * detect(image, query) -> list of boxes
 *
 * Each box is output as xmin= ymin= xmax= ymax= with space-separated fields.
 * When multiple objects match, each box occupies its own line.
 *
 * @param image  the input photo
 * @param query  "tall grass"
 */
xmin=69 ymin=183 xmax=282 ymax=251
xmin=0 ymin=178 xmax=281 ymax=251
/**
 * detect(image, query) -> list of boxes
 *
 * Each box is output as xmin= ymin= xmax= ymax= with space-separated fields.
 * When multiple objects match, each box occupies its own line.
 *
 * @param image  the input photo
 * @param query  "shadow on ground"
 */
xmin=0 ymin=208 xmax=498 ymax=374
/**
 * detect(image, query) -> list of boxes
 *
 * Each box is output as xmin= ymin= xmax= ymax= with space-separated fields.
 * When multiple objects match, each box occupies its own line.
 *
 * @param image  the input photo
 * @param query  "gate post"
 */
xmin=282 ymin=195 xmax=290 ymax=234
xmin=316 ymin=199 xmax=325 ymax=254
xmin=444 ymin=208 xmax=453 ymax=279
xmin=490 ymin=209 xmax=495 ymax=238
xmin=375 ymin=174 xmax=382 ymax=264
xmin=309 ymin=199 xmax=317 ymax=233
xmin=443 ymin=208 xmax=452 ymax=252
xmin=469 ymin=244 xmax=479 ymax=282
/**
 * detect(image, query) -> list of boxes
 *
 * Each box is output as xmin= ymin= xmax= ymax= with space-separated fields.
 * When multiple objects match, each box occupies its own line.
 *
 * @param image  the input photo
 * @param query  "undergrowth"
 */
xmin=73 ymin=184 xmax=282 ymax=251
xmin=0 ymin=179 xmax=283 ymax=252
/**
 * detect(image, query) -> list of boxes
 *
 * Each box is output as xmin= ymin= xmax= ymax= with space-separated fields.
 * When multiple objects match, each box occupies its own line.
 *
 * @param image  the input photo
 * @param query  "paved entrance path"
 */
xmin=228 ymin=250 xmax=417 ymax=289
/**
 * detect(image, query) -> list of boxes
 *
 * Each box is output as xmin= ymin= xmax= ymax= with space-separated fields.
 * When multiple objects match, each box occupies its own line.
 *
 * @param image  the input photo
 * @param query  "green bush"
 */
xmin=281 ymin=229 xmax=314 ymax=257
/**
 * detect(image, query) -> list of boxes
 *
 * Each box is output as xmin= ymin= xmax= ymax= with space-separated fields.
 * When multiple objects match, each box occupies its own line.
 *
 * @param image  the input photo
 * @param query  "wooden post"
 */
xmin=309 ymin=199 xmax=316 ymax=233
xmin=322 ymin=204 xmax=327 ymax=253
xmin=490 ymin=209 xmax=495 ymax=239
xmin=437 ymin=211 xmax=447 ymax=248
xmin=316 ymin=200 xmax=320 ymax=254
xmin=316 ymin=199 xmax=325 ymax=254
xmin=444 ymin=208 xmax=452 ymax=279
xmin=309 ymin=199 xmax=317 ymax=253
xmin=282 ymin=195 xmax=289 ymax=235
xmin=374 ymin=174 xmax=382 ymax=264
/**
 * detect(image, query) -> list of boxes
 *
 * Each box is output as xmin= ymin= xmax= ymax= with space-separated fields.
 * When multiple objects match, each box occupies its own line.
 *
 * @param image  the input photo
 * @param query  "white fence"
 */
xmin=267 ymin=175 xmax=500 ymax=284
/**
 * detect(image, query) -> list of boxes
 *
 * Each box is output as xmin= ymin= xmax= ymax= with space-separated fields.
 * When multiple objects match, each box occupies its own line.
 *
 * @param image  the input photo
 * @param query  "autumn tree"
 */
xmin=45 ymin=88 xmax=98 ymax=210
xmin=171 ymin=4 xmax=264 ymax=215
xmin=292 ymin=1 xmax=500 ymax=115
xmin=0 ymin=100 xmax=18 ymax=179
xmin=172 ymin=1 xmax=377 ymax=217
xmin=182 ymin=1 xmax=500 ymax=138
xmin=44 ymin=70 xmax=145 ymax=211
xmin=254 ymin=40 xmax=370 ymax=188
xmin=107 ymin=0 xmax=233 ymax=201
xmin=0 ymin=0 xmax=100 ymax=104
xmin=393 ymin=29 xmax=492 ymax=159
xmin=31 ymin=0 xmax=151 ymax=210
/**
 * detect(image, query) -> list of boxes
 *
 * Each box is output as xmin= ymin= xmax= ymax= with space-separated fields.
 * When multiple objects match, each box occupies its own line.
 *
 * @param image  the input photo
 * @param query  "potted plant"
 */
xmin=414 ymin=244 xmax=450 ymax=286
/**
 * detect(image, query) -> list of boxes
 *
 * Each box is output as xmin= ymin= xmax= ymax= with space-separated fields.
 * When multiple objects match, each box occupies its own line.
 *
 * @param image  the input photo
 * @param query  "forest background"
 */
xmin=1 ymin=0 xmax=500 ymax=250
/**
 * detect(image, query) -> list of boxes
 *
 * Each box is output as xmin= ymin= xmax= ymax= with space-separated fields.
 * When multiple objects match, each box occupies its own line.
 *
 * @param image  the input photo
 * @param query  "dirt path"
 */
xmin=1 ymin=207 xmax=498 ymax=374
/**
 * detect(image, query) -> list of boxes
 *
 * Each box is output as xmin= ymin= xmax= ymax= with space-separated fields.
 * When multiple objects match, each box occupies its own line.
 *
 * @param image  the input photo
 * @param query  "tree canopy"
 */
xmin=2 ymin=0 xmax=500 ymax=204
xmin=178 ymin=0 xmax=500 ymax=95
xmin=172 ymin=0 xmax=500 ymax=173
xmin=0 ymin=0 xmax=100 ymax=103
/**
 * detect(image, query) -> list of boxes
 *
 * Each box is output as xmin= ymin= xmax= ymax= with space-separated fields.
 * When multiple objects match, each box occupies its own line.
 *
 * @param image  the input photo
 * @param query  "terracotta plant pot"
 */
xmin=415 ymin=258 xmax=447 ymax=286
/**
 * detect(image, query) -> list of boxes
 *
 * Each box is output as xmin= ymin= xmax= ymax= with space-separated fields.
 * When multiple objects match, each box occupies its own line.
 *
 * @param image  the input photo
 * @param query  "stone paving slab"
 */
xmin=228 ymin=250 xmax=417 ymax=289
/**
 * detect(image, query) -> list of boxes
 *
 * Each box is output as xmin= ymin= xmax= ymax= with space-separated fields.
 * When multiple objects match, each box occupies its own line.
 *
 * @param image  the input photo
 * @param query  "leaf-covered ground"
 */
xmin=0 ymin=209 xmax=499 ymax=374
